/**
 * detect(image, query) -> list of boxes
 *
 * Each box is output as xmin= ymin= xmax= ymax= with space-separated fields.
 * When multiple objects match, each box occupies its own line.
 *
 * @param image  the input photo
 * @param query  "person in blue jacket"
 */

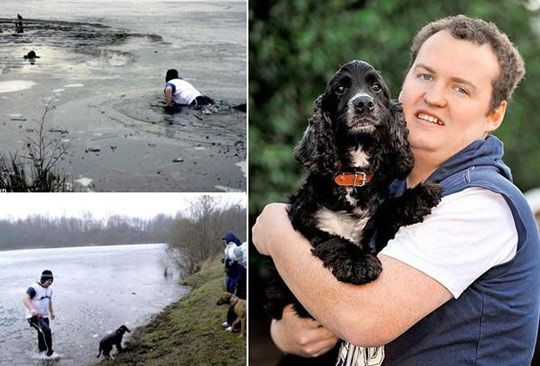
xmin=222 ymin=231 xmax=247 ymax=331
xmin=252 ymin=15 xmax=540 ymax=365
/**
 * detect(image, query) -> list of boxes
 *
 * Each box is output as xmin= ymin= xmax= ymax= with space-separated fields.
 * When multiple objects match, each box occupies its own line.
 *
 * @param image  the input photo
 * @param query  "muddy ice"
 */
xmin=0 ymin=2 xmax=246 ymax=191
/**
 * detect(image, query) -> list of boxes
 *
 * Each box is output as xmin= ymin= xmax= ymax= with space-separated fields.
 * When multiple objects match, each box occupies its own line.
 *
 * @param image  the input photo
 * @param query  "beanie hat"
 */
xmin=40 ymin=270 xmax=53 ymax=284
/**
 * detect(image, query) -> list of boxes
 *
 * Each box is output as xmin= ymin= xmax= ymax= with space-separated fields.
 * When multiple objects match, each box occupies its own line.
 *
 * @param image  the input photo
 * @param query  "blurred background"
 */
xmin=249 ymin=0 xmax=540 ymax=365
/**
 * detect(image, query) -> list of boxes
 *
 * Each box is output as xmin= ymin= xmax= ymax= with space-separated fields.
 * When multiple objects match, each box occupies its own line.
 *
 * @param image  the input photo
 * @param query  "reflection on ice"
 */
xmin=215 ymin=185 xmax=242 ymax=192
xmin=236 ymin=160 xmax=247 ymax=177
xmin=0 ymin=80 xmax=36 ymax=93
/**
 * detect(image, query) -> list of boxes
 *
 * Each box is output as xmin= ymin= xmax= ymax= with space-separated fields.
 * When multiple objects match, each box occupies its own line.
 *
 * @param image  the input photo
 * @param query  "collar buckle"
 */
xmin=352 ymin=172 xmax=367 ymax=187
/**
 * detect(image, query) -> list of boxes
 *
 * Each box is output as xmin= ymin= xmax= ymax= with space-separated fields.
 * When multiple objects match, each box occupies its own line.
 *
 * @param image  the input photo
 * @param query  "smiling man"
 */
xmin=252 ymin=15 xmax=540 ymax=365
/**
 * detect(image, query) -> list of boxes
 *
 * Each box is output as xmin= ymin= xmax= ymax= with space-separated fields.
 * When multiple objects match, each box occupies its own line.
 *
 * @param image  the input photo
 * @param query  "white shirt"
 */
xmin=225 ymin=242 xmax=247 ymax=267
xmin=165 ymin=78 xmax=202 ymax=105
xmin=380 ymin=187 xmax=518 ymax=298
xmin=26 ymin=282 xmax=52 ymax=319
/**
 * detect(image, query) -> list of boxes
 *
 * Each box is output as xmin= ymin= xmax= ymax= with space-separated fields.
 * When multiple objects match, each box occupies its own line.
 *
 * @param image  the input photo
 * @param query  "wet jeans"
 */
xmin=28 ymin=316 xmax=53 ymax=355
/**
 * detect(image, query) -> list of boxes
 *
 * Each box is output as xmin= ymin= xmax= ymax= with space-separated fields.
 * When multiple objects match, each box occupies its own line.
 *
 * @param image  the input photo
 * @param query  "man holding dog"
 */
xmin=252 ymin=15 xmax=540 ymax=365
xmin=23 ymin=270 xmax=59 ymax=359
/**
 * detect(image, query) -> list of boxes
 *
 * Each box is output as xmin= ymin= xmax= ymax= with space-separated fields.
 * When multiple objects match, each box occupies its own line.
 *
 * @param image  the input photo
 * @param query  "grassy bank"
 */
xmin=101 ymin=259 xmax=245 ymax=365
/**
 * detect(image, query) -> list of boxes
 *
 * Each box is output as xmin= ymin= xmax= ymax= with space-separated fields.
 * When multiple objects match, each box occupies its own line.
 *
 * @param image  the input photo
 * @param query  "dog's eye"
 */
xmin=372 ymin=83 xmax=382 ymax=92
xmin=336 ymin=86 xmax=347 ymax=94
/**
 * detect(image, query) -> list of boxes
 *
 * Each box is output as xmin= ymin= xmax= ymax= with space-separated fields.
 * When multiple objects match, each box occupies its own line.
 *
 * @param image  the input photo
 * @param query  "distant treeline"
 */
xmin=0 ymin=214 xmax=175 ymax=250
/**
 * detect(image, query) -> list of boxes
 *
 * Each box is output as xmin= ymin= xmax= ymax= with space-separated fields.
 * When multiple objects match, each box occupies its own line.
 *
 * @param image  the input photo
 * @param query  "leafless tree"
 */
xmin=167 ymin=196 xmax=246 ymax=277
xmin=0 ymin=102 xmax=71 ymax=191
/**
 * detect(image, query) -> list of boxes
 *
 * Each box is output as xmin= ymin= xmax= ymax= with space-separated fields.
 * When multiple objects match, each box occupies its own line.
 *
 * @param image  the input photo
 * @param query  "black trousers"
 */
xmin=28 ymin=316 xmax=53 ymax=354
xmin=190 ymin=95 xmax=214 ymax=106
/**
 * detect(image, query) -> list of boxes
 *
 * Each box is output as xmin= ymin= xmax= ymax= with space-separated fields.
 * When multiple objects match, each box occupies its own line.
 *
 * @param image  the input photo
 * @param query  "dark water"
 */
xmin=0 ymin=243 xmax=188 ymax=365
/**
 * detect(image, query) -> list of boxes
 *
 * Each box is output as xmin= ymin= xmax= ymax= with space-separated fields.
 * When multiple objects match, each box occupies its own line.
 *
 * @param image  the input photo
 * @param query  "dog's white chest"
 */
xmin=314 ymin=207 xmax=370 ymax=244
xmin=348 ymin=147 xmax=370 ymax=168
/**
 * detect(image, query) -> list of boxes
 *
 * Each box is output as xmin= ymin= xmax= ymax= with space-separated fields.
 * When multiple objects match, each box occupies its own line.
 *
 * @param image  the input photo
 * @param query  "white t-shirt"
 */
xmin=165 ymin=78 xmax=202 ymax=105
xmin=26 ymin=282 xmax=53 ymax=319
xmin=380 ymin=187 xmax=518 ymax=298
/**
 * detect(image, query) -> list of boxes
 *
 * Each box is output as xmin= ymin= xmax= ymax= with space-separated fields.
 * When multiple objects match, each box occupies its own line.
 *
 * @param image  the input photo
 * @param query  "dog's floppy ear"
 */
xmin=386 ymin=101 xmax=414 ymax=179
xmin=294 ymin=96 xmax=341 ymax=175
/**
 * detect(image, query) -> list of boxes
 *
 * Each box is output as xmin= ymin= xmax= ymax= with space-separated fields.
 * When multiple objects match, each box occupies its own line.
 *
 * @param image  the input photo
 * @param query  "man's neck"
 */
xmin=406 ymin=151 xmax=441 ymax=187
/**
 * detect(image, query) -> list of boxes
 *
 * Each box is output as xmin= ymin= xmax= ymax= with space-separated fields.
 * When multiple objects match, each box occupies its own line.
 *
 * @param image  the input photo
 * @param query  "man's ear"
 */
xmin=486 ymin=100 xmax=507 ymax=132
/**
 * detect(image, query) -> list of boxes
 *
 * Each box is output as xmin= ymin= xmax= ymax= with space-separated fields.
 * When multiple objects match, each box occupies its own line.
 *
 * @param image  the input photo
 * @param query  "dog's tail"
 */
xmin=96 ymin=347 xmax=102 ymax=358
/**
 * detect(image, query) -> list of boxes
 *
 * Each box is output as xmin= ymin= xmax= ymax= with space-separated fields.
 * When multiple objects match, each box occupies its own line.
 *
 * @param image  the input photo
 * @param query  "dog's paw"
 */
xmin=313 ymin=242 xmax=382 ymax=284
xmin=332 ymin=254 xmax=382 ymax=284
xmin=416 ymin=182 xmax=443 ymax=206
xmin=398 ymin=182 xmax=443 ymax=225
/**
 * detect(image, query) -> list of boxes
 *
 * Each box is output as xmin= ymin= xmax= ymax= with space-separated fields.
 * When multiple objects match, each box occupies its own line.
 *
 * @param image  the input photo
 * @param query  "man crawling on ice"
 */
xmin=163 ymin=69 xmax=214 ymax=113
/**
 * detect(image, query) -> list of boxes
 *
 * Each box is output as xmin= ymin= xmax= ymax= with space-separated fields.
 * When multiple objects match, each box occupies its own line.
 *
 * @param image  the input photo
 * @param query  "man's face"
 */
xmin=399 ymin=30 xmax=505 ymax=166
xmin=42 ymin=279 xmax=53 ymax=288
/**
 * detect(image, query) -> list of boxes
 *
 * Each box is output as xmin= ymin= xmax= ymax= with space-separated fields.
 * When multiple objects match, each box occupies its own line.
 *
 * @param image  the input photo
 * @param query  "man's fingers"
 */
xmin=310 ymin=338 xmax=339 ymax=358
xmin=301 ymin=336 xmax=339 ymax=358
xmin=313 ymin=327 xmax=339 ymax=342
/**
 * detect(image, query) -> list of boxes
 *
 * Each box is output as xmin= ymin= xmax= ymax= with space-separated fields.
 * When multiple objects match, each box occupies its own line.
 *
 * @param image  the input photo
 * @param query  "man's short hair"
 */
xmin=408 ymin=15 xmax=525 ymax=111
xmin=165 ymin=69 xmax=179 ymax=82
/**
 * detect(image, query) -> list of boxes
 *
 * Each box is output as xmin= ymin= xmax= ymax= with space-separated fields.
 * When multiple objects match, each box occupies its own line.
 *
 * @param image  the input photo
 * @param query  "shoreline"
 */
xmin=99 ymin=258 xmax=246 ymax=365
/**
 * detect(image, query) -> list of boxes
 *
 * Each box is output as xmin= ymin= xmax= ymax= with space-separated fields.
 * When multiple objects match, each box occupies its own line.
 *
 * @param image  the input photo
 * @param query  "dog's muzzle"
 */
xmin=347 ymin=94 xmax=378 ymax=132
xmin=353 ymin=95 xmax=375 ymax=115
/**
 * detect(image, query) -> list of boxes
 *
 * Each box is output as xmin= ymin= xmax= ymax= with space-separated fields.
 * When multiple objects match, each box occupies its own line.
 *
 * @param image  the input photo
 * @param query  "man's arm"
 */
xmin=164 ymin=87 xmax=173 ymax=107
xmin=252 ymin=203 xmax=452 ymax=346
xmin=23 ymin=293 xmax=37 ymax=316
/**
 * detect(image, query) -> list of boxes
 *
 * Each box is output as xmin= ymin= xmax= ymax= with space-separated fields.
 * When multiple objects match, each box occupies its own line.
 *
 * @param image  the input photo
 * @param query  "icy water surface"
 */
xmin=0 ymin=243 xmax=188 ymax=365
xmin=0 ymin=0 xmax=246 ymax=191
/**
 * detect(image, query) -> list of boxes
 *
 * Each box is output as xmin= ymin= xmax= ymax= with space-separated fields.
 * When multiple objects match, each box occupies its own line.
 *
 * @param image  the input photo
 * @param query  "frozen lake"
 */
xmin=0 ymin=0 xmax=246 ymax=191
xmin=0 ymin=243 xmax=189 ymax=365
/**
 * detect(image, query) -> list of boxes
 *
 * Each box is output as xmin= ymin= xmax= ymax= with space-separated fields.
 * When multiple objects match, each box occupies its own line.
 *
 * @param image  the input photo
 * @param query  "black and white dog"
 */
xmin=265 ymin=60 xmax=442 ymax=321
xmin=96 ymin=325 xmax=130 ymax=360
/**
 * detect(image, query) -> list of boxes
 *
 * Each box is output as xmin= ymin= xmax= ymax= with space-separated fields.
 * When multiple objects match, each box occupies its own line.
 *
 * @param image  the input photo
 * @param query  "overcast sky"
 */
xmin=0 ymin=193 xmax=246 ymax=220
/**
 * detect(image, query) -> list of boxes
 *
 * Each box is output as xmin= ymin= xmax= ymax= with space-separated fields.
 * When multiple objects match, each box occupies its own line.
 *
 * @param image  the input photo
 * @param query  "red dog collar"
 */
xmin=334 ymin=172 xmax=373 ymax=187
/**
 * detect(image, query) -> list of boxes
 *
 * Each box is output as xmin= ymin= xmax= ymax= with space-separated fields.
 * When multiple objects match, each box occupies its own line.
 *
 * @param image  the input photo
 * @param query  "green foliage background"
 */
xmin=249 ymin=0 xmax=540 ymax=221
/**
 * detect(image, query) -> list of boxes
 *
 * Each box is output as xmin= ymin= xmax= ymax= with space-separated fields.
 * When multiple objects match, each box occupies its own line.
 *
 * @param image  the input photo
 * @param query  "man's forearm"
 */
xmin=269 ymin=231 xmax=452 ymax=346
xmin=268 ymin=229 xmax=369 ymax=341
xmin=164 ymin=89 xmax=173 ymax=106
xmin=254 ymin=204 xmax=451 ymax=346
xmin=23 ymin=295 xmax=36 ymax=314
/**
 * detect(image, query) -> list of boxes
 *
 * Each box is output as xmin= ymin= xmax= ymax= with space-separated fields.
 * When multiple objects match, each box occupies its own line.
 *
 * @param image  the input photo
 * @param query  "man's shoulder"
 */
xmin=26 ymin=285 xmax=37 ymax=298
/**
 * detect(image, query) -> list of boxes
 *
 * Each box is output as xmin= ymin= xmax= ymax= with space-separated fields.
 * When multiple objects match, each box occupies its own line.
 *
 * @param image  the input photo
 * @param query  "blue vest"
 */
xmin=385 ymin=136 xmax=540 ymax=365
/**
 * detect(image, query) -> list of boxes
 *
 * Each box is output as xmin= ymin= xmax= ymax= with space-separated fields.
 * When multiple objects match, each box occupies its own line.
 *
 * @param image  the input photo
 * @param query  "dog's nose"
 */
xmin=353 ymin=95 xmax=375 ymax=114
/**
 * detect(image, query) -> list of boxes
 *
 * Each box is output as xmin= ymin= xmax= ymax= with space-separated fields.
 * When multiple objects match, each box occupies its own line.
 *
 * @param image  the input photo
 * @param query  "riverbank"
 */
xmin=100 ymin=258 xmax=245 ymax=365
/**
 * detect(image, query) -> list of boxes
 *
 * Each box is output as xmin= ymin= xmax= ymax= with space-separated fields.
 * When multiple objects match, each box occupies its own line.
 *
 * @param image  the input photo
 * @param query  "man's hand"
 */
xmin=30 ymin=308 xmax=38 ymax=316
xmin=49 ymin=312 xmax=55 ymax=320
xmin=271 ymin=305 xmax=338 ymax=357
xmin=252 ymin=203 xmax=291 ymax=256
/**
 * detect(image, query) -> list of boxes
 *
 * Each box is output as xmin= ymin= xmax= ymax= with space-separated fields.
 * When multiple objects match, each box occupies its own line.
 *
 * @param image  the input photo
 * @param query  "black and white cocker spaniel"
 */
xmin=265 ymin=60 xmax=442 ymax=320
